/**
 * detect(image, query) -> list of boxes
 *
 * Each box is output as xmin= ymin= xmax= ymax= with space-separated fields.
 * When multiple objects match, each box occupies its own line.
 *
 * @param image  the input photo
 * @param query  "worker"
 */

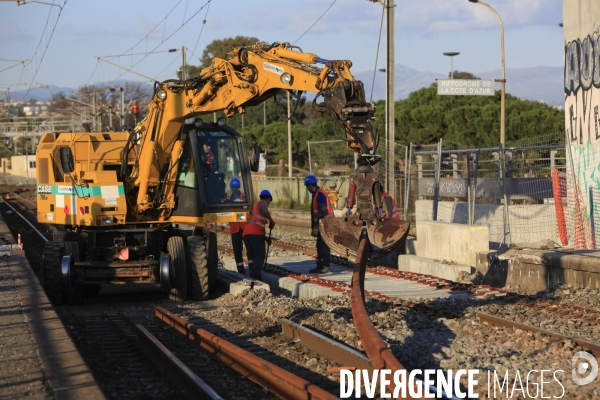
xmin=304 ymin=175 xmax=335 ymax=274
xmin=228 ymin=178 xmax=247 ymax=274
xmin=242 ymin=189 xmax=276 ymax=280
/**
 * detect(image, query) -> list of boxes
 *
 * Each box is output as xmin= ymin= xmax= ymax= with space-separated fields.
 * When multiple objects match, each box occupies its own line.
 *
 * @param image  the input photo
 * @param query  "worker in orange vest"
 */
xmin=304 ymin=175 xmax=335 ymax=274
xmin=228 ymin=178 xmax=247 ymax=274
xmin=242 ymin=190 xmax=276 ymax=280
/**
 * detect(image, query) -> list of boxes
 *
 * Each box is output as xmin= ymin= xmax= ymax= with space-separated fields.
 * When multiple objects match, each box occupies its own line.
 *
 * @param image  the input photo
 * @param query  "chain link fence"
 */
xmin=404 ymin=132 xmax=571 ymax=247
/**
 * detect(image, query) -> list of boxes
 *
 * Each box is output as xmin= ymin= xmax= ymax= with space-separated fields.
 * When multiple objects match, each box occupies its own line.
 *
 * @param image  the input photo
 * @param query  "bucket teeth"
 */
xmin=320 ymin=217 xmax=409 ymax=258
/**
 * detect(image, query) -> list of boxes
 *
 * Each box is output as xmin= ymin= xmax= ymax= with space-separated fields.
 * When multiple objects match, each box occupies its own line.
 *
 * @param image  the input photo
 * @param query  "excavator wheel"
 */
xmin=42 ymin=241 xmax=63 ymax=306
xmin=187 ymin=236 xmax=210 ymax=300
xmin=168 ymin=236 xmax=188 ymax=302
xmin=205 ymin=231 xmax=218 ymax=292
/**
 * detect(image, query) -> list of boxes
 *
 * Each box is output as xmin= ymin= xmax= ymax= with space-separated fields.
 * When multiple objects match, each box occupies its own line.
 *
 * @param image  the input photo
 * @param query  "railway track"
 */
xmin=3 ymin=190 xmax=600 ymax=398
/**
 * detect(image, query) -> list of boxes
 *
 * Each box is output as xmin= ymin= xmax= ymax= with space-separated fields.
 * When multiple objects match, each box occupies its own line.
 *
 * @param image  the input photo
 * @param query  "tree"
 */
xmin=183 ymin=36 xmax=261 ymax=78
xmin=394 ymin=86 xmax=565 ymax=148
xmin=450 ymin=71 xmax=480 ymax=80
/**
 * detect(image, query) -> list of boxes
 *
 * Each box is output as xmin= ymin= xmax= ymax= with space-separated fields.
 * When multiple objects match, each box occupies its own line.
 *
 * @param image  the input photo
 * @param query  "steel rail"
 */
xmin=280 ymin=318 xmax=373 ymax=371
xmin=153 ymin=306 xmax=339 ymax=400
xmin=8 ymin=191 xmax=37 ymax=207
xmin=477 ymin=312 xmax=600 ymax=358
xmin=350 ymin=228 xmax=423 ymax=399
xmin=1 ymin=198 xmax=49 ymax=243
xmin=134 ymin=324 xmax=223 ymax=400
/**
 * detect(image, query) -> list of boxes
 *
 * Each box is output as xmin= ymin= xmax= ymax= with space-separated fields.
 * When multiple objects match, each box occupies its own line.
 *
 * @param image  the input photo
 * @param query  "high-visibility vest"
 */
xmin=380 ymin=191 xmax=400 ymax=220
xmin=229 ymin=192 xmax=247 ymax=234
xmin=242 ymin=200 xmax=267 ymax=237
xmin=312 ymin=187 xmax=335 ymax=227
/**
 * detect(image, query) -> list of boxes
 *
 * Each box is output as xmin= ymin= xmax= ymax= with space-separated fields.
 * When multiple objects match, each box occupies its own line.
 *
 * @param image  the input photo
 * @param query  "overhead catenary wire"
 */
xmin=293 ymin=0 xmax=337 ymax=45
xmin=15 ymin=0 xmax=68 ymax=99
xmin=369 ymin=6 xmax=385 ymax=102
xmin=101 ymin=1 xmax=212 ymax=86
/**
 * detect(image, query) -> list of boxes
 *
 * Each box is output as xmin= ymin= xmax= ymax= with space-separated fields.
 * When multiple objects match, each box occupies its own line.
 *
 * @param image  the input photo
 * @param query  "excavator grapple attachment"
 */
xmin=320 ymin=215 xmax=409 ymax=259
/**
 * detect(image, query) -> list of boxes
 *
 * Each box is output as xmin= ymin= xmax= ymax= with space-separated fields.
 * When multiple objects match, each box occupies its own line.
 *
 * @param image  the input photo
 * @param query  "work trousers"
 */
xmin=316 ymin=232 xmax=331 ymax=266
xmin=231 ymin=230 xmax=248 ymax=265
xmin=245 ymin=234 xmax=265 ymax=280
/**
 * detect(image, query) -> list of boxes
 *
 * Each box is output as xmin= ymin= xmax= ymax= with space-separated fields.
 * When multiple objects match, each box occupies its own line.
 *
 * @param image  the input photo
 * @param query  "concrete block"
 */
xmin=398 ymin=255 xmax=474 ymax=281
xmin=416 ymin=220 xmax=489 ymax=266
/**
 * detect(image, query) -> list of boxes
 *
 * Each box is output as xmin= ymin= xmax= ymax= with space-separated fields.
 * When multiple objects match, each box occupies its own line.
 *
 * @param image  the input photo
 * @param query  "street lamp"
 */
xmin=443 ymin=52 xmax=460 ymax=79
xmin=468 ymin=0 xmax=505 ymax=145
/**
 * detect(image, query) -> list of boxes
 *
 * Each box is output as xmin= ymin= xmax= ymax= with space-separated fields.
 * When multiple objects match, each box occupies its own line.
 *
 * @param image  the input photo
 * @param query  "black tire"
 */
xmin=187 ymin=236 xmax=210 ymax=300
xmin=64 ymin=241 xmax=83 ymax=305
xmin=206 ymin=231 xmax=218 ymax=292
xmin=42 ymin=242 xmax=63 ymax=306
xmin=168 ymin=236 xmax=188 ymax=302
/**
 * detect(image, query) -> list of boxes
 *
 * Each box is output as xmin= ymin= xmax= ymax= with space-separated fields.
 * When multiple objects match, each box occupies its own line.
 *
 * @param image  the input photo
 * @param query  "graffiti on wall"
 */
xmin=565 ymin=30 xmax=600 ymax=146
xmin=564 ymin=28 xmax=600 ymax=231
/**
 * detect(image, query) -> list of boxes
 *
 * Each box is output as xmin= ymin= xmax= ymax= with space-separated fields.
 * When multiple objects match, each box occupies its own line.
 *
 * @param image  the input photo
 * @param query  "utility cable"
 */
xmin=21 ymin=0 xmax=68 ymax=99
xmin=293 ymin=0 xmax=337 ymax=45
xmin=190 ymin=0 xmax=212 ymax=60
xmin=105 ymin=1 xmax=211 ymax=85
xmin=370 ymin=6 xmax=385 ymax=102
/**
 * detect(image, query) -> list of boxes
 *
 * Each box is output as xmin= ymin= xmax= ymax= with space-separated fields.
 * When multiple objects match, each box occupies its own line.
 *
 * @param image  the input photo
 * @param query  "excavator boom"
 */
xmin=127 ymin=41 xmax=407 ymax=255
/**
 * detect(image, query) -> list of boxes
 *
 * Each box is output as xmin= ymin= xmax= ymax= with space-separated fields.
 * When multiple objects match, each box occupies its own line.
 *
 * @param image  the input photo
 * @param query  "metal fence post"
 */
xmin=403 ymin=143 xmax=412 ymax=220
xmin=499 ymin=143 xmax=512 ymax=245
xmin=433 ymin=138 xmax=442 ymax=221
xmin=307 ymin=141 xmax=312 ymax=175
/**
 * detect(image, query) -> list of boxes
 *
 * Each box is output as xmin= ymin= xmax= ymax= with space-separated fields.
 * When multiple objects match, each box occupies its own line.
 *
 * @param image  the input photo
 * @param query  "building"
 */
xmin=11 ymin=155 xmax=36 ymax=181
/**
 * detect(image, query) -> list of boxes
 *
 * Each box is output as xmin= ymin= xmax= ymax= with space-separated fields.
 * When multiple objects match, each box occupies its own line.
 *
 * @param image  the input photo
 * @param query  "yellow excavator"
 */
xmin=36 ymin=42 xmax=408 ymax=305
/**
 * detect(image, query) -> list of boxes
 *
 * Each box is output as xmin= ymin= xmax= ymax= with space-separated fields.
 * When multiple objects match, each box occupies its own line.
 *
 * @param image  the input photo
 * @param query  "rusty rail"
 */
xmin=154 ymin=306 xmax=339 ymax=400
xmin=350 ymin=229 xmax=423 ymax=399
xmin=134 ymin=324 xmax=223 ymax=400
xmin=477 ymin=312 xmax=600 ymax=358
xmin=280 ymin=318 xmax=373 ymax=371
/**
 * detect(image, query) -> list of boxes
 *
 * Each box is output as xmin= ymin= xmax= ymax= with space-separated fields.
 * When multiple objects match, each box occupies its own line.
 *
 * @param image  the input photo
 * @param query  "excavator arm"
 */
xmin=127 ymin=42 xmax=407 ymax=256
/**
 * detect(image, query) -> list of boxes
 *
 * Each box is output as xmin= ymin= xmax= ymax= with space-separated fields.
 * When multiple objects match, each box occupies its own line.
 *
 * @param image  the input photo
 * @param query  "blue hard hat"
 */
xmin=259 ymin=189 xmax=272 ymax=200
xmin=230 ymin=177 xmax=241 ymax=187
xmin=304 ymin=175 xmax=318 ymax=186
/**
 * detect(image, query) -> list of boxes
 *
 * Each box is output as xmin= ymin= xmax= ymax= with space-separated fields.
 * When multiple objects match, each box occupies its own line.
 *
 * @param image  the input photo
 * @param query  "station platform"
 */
xmin=0 ymin=215 xmax=105 ymax=399
xmin=223 ymin=255 xmax=477 ymax=301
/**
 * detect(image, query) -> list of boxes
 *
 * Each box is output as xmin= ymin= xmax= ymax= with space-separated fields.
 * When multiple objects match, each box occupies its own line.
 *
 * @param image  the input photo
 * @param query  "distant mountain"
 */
xmin=355 ymin=64 xmax=564 ymax=106
xmin=6 ymin=85 xmax=75 ymax=102
xmin=10 ymin=65 xmax=564 ymax=107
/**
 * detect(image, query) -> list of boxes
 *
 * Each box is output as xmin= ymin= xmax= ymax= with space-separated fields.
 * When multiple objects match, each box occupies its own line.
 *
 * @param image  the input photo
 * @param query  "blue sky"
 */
xmin=0 ymin=0 xmax=563 ymax=91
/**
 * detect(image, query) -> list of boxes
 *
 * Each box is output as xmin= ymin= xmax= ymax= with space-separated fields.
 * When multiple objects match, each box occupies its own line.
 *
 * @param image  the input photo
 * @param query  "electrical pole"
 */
xmin=92 ymin=92 xmax=97 ymax=131
xmin=181 ymin=46 xmax=187 ymax=80
xmin=120 ymin=87 xmax=125 ymax=129
xmin=386 ymin=0 xmax=395 ymax=198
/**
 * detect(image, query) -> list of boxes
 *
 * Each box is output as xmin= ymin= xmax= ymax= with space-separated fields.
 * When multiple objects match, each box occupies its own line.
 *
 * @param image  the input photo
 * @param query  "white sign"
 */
xmin=437 ymin=79 xmax=495 ymax=96
xmin=259 ymin=153 xmax=266 ymax=172
xmin=263 ymin=62 xmax=284 ymax=75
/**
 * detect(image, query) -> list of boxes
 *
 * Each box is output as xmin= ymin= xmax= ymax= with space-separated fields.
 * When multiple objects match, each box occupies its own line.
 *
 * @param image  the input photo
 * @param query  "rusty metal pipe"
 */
xmin=350 ymin=229 xmax=423 ymax=398
xmin=154 ymin=306 xmax=338 ymax=400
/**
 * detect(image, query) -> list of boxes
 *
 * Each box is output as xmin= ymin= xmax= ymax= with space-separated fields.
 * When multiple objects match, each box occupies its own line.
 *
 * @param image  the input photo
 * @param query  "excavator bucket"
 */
xmin=320 ymin=216 xmax=409 ymax=259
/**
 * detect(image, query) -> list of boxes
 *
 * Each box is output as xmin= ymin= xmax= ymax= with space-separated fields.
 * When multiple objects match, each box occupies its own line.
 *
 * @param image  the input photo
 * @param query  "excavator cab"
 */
xmin=172 ymin=120 xmax=254 ymax=218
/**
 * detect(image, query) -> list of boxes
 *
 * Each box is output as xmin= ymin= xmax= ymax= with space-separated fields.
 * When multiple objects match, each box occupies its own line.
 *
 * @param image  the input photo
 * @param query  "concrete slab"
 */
xmin=398 ymin=255 xmax=474 ymax=281
xmin=217 ymin=269 xmax=270 ymax=295
xmin=223 ymin=255 xmax=474 ymax=300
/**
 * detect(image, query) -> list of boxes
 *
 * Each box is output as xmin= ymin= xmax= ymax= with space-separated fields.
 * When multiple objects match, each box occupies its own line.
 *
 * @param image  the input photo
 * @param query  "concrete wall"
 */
xmin=416 ymin=200 xmax=561 ymax=245
xmin=416 ymin=220 xmax=489 ymax=267
xmin=563 ymin=0 xmax=600 ymax=220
